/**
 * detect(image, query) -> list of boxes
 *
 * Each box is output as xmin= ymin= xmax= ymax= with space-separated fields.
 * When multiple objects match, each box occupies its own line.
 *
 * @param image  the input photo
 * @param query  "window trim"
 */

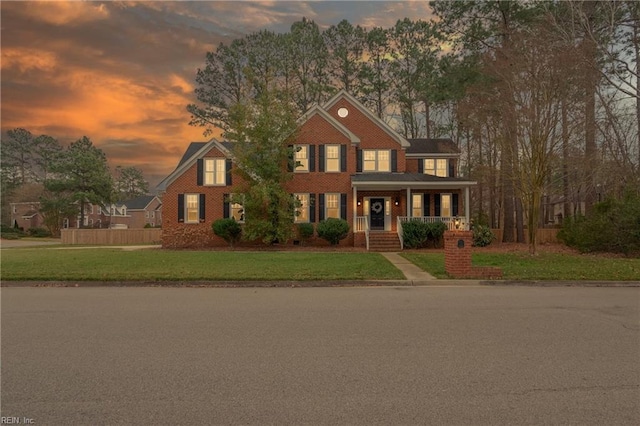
xmin=440 ymin=193 xmax=452 ymax=217
xmin=294 ymin=144 xmax=310 ymax=173
xmin=294 ymin=193 xmax=310 ymax=223
xmin=324 ymin=193 xmax=341 ymax=219
xmin=324 ymin=144 xmax=341 ymax=173
xmin=184 ymin=193 xmax=200 ymax=224
xmin=411 ymin=194 xmax=423 ymax=218
xmin=363 ymin=149 xmax=391 ymax=173
xmin=424 ymin=158 xmax=448 ymax=177
xmin=204 ymin=158 xmax=227 ymax=186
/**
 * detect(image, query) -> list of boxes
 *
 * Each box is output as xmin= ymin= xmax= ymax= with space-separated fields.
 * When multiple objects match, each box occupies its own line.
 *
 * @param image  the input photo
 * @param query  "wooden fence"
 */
xmin=61 ymin=228 xmax=162 ymax=245
xmin=491 ymin=228 xmax=559 ymax=244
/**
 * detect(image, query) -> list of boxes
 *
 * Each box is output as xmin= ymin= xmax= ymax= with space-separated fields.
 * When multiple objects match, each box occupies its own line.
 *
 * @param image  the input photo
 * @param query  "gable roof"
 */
xmin=123 ymin=195 xmax=158 ymax=210
xmin=298 ymin=105 xmax=360 ymax=144
xmin=323 ymin=90 xmax=410 ymax=148
xmin=406 ymin=138 xmax=459 ymax=156
xmin=156 ymin=138 xmax=230 ymax=192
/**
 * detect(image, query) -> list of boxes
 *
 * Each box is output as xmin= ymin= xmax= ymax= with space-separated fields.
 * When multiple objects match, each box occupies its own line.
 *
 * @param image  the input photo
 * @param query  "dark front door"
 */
xmin=370 ymin=198 xmax=385 ymax=230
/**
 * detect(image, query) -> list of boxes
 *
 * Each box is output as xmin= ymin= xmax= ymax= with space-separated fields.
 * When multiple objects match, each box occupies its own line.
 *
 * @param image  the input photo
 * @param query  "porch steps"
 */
xmin=368 ymin=232 xmax=402 ymax=252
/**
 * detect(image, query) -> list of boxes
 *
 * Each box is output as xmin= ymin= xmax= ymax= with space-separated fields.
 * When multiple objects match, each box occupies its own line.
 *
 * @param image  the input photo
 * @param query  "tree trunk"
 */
xmin=562 ymin=98 xmax=571 ymax=220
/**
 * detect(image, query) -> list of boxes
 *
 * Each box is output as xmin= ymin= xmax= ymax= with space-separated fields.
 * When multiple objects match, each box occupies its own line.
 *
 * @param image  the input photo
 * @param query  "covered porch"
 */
xmin=351 ymin=174 xmax=476 ymax=250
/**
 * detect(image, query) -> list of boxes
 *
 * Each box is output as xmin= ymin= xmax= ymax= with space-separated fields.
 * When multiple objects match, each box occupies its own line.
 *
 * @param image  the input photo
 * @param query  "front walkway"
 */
xmin=381 ymin=252 xmax=436 ymax=281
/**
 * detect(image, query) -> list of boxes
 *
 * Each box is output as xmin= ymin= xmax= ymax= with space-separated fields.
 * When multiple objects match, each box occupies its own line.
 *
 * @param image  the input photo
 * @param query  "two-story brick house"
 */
xmin=157 ymin=91 xmax=476 ymax=249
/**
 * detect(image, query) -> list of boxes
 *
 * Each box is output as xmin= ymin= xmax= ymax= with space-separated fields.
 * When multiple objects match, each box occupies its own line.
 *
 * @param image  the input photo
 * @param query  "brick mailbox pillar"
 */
xmin=444 ymin=230 xmax=503 ymax=279
xmin=444 ymin=230 xmax=473 ymax=277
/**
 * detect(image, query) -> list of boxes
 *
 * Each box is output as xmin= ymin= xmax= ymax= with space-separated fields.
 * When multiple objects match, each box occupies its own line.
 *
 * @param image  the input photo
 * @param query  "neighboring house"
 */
xmin=157 ymin=90 xmax=476 ymax=249
xmin=122 ymin=195 xmax=162 ymax=228
xmin=10 ymin=202 xmax=45 ymax=231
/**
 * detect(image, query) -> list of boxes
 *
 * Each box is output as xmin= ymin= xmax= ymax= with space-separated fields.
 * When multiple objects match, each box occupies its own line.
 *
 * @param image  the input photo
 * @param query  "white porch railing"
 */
xmin=397 ymin=216 xmax=469 ymax=250
xmin=354 ymin=216 xmax=369 ymax=250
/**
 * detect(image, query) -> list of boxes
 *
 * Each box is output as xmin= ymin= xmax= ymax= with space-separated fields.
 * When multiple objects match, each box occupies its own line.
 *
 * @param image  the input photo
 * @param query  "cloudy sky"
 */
xmin=1 ymin=1 xmax=434 ymax=188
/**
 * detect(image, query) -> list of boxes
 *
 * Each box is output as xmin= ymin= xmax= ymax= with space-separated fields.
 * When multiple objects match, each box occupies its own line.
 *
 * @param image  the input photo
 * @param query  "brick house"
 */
xmin=9 ymin=202 xmax=45 ymax=231
xmin=157 ymin=91 xmax=476 ymax=249
xmin=122 ymin=195 xmax=162 ymax=228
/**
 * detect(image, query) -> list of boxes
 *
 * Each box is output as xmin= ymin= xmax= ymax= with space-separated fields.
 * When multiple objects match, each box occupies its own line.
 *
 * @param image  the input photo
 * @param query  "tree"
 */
xmin=114 ymin=166 xmax=149 ymax=201
xmin=2 ymin=128 xmax=35 ymax=185
xmin=225 ymin=89 xmax=299 ymax=244
xmin=46 ymin=136 xmax=113 ymax=228
xmin=360 ymin=26 xmax=393 ymax=119
xmin=39 ymin=194 xmax=77 ymax=237
xmin=323 ymin=20 xmax=366 ymax=94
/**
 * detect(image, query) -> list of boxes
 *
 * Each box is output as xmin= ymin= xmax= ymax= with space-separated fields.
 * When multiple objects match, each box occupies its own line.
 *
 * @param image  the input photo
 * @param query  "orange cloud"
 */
xmin=17 ymin=1 xmax=110 ymax=26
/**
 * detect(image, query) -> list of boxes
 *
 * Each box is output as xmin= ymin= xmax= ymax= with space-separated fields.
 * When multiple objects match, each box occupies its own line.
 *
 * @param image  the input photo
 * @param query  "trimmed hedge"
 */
xmin=402 ymin=220 xmax=446 ymax=249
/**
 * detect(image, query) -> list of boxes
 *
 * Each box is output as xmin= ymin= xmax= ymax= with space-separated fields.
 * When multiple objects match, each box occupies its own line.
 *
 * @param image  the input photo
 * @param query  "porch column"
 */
xmin=352 ymin=185 xmax=358 ymax=231
xmin=465 ymin=187 xmax=470 ymax=229
xmin=406 ymin=188 xmax=411 ymax=217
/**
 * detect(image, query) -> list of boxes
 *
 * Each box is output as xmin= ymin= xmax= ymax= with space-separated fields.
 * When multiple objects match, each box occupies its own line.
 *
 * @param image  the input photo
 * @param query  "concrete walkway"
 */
xmin=380 ymin=252 xmax=436 ymax=281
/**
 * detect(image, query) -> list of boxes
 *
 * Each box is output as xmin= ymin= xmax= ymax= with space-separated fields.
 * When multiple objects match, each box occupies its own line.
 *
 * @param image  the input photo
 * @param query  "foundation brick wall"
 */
xmin=444 ymin=230 xmax=502 ymax=279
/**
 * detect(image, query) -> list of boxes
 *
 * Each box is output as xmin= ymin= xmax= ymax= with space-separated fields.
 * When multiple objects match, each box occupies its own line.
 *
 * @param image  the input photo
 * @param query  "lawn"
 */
xmin=0 ymin=248 xmax=405 ymax=281
xmin=401 ymin=252 xmax=640 ymax=281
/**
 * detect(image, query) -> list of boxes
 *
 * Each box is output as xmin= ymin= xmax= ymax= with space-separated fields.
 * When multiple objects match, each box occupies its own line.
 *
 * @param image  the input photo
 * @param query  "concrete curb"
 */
xmin=1 ymin=280 xmax=638 ymax=288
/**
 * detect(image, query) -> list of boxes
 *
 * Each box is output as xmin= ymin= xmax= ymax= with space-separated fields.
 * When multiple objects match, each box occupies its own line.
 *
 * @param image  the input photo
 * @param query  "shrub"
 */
xmin=558 ymin=191 xmax=640 ymax=255
xmin=402 ymin=220 xmax=429 ymax=249
xmin=27 ymin=227 xmax=52 ymax=238
xmin=426 ymin=221 xmax=447 ymax=247
xmin=317 ymin=218 xmax=349 ymax=245
xmin=296 ymin=223 xmax=314 ymax=244
xmin=212 ymin=218 xmax=242 ymax=247
xmin=1 ymin=225 xmax=24 ymax=240
xmin=472 ymin=224 xmax=494 ymax=247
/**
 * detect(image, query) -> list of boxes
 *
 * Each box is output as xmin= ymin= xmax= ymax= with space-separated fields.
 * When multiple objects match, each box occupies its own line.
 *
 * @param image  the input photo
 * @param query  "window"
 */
xmin=185 ymin=194 xmax=200 ymax=223
xmin=151 ymin=211 xmax=155 ymax=218
xmin=97 ymin=206 xmax=102 ymax=215
xmin=325 ymin=193 xmax=340 ymax=219
xmin=424 ymin=159 xmax=448 ymax=177
xmin=204 ymin=158 xmax=226 ymax=185
xmin=231 ymin=201 xmax=244 ymax=222
xmin=295 ymin=194 xmax=310 ymax=223
xmin=363 ymin=150 xmax=390 ymax=172
xmin=325 ymin=145 xmax=340 ymax=172
xmin=412 ymin=194 xmax=423 ymax=217
xmin=145 ymin=211 xmax=149 ymax=218
xmin=441 ymin=194 xmax=452 ymax=217
xmin=295 ymin=145 xmax=309 ymax=172
xmin=12 ymin=206 xmax=16 ymax=214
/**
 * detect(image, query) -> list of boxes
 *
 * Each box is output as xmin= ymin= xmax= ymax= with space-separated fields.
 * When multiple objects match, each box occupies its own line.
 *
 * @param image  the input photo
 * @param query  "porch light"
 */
xmin=394 ymin=197 xmax=399 ymax=206
xmin=454 ymin=216 xmax=461 ymax=230
xmin=357 ymin=199 xmax=362 ymax=206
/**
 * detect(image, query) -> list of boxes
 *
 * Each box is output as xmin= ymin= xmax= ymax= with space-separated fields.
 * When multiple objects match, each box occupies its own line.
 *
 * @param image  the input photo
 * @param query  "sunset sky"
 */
xmin=1 ymin=1 xmax=434 ymax=188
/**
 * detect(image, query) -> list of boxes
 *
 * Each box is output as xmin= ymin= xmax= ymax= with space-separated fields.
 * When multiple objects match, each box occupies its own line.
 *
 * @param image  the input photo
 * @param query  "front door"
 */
xmin=370 ymin=198 xmax=385 ymax=230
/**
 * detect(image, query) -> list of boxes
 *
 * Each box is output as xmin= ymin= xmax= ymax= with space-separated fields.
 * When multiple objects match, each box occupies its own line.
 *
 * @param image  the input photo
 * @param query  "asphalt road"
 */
xmin=2 ymin=286 xmax=639 ymax=425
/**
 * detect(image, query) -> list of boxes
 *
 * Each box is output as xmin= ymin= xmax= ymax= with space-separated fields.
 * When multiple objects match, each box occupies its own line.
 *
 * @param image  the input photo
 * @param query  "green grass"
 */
xmin=400 ymin=252 xmax=640 ymax=281
xmin=0 ymin=249 xmax=404 ymax=281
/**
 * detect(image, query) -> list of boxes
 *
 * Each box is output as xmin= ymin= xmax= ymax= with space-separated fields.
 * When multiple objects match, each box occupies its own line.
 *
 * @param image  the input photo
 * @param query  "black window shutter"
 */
xmin=178 ymin=194 xmax=185 ymax=222
xmin=309 ymin=145 xmax=316 ymax=172
xmin=197 ymin=159 xmax=203 ymax=186
xmin=391 ymin=150 xmax=397 ymax=172
xmin=418 ymin=159 xmax=424 ymax=174
xmin=340 ymin=145 xmax=347 ymax=172
xmin=434 ymin=193 xmax=441 ymax=217
xmin=340 ymin=194 xmax=347 ymax=220
xmin=448 ymin=160 xmax=454 ymax=178
xmin=452 ymin=194 xmax=459 ymax=216
xmin=199 ymin=194 xmax=206 ymax=222
xmin=223 ymin=193 xmax=229 ymax=219
xmin=309 ymin=193 xmax=316 ymax=222
xmin=356 ymin=149 xmax=362 ymax=172
xmin=318 ymin=194 xmax=325 ymax=221
xmin=424 ymin=194 xmax=431 ymax=217
xmin=226 ymin=160 xmax=233 ymax=185
xmin=318 ymin=145 xmax=325 ymax=172
xmin=287 ymin=145 xmax=294 ymax=172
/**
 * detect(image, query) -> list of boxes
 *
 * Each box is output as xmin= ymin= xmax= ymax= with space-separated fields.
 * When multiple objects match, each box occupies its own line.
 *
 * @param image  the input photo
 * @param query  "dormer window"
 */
xmin=204 ymin=158 xmax=226 ymax=185
xmin=424 ymin=159 xmax=448 ymax=177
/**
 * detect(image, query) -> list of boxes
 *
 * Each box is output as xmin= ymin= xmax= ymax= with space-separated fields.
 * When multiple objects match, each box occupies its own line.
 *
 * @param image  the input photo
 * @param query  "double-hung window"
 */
xmin=185 ymin=194 xmax=200 ymax=223
xmin=231 ymin=200 xmax=244 ymax=222
xmin=363 ymin=150 xmax=390 ymax=172
xmin=325 ymin=144 xmax=340 ymax=172
xmin=295 ymin=145 xmax=309 ymax=172
xmin=440 ymin=194 xmax=452 ymax=217
xmin=424 ymin=159 xmax=448 ymax=177
xmin=294 ymin=193 xmax=310 ymax=223
xmin=204 ymin=158 xmax=226 ymax=185
xmin=325 ymin=193 xmax=340 ymax=219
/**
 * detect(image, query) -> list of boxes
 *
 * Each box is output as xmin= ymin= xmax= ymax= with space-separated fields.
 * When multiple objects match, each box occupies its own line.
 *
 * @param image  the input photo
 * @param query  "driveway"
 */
xmin=2 ymin=286 xmax=639 ymax=425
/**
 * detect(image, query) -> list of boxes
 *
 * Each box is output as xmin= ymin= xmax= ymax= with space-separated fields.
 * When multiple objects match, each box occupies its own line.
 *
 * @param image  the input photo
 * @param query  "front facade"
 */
xmin=158 ymin=91 xmax=476 ymax=249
